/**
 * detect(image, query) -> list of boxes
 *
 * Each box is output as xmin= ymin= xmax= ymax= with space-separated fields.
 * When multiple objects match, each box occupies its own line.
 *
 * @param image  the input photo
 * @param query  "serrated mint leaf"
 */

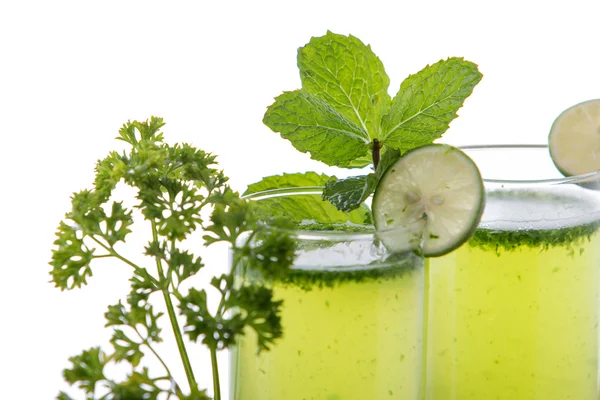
xmin=346 ymin=154 xmax=374 ymax=169
xmin=323 ymin=149 xmax=401 ymax=212
xmin=245 ymin=173 xmax=371 ymax=225
xmin=263 ymin=90 xmax=370 ymax=167
xmin=323 ymin=175 xmax=375 ymax=212
xmin=298 ymin=31 xmax=391 ymax=138
xmin=381 ymin=58 xmax=482 ymax=151
xmin=244 ymin=172 xmax=331 ymax=195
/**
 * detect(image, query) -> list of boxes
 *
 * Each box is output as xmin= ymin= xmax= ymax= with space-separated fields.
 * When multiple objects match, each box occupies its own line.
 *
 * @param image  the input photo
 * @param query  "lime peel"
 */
xmin=549 ymin=99 xmax=600 ymax=177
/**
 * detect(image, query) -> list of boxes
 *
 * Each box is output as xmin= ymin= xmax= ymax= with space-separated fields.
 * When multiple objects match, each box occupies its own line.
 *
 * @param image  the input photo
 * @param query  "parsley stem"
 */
xmin=134 ymin=328 xmax=175 ymax=383
xmin=137 ymin=337 xmax=186 ymax=398
xmin=373 ymin=139 xmax=381 ymax=170
xmin=151 ymin=222 xmax=198 ymax=393
xmin=215 ymin=246 xmax=246 ymax=317
xmin=210 ymin=347 xmax=221 ymax=400
xmin=89 ymin=236 xmax=160 ymax=287
xmin=93 ymin=254 xmax=113 ymax=258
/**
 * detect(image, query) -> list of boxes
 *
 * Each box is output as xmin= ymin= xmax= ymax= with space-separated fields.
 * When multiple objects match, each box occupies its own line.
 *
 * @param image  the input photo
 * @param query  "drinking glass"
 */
xmin=425 ymin=145 xmax=600 ymax=400
xmin=230 ymin=188 xmax=425 ymax=400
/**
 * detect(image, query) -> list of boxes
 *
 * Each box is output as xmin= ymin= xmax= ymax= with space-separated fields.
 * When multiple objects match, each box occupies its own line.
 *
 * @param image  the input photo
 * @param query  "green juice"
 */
xmin=425 ymin=192 xmax=600 ymax=399
xmin=231 ymin=258 xmax=424 ymax=400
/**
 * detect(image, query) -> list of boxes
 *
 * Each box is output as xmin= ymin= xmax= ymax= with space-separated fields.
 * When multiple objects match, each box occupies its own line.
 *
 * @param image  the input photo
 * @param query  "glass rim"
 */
xmin=242 ymin=187 xmax=424 ymax=241
xmin=242 ymin=144 xmax=600 ymax=238
xmin=458 ymin=144 xmax=600 ymax=185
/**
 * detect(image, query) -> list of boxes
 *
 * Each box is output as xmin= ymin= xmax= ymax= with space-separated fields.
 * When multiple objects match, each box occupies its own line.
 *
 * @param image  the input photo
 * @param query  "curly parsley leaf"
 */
xmin=51 ymin=117 xmax=297 ymax=399
xmin=56 ymin=392 xmax=78 ymax=400
xmin=180 ymin=388 xmax=211 ymax=400
xmin=203 ymin=187 xmax=255 ymax=246
xmin=50 ymin=221 xmax=95 ymax=290
xmin=103 ymin=202 xmax=134 ymax=246
xmin=62 ymin=347 xmax=107 ymax=394
xmin=128 ymin=268 xmax=160 ymax=307
xmin=105 ymin=301 xmax=163 ymax=342
xmin=167 ymin=247 xmax=204 ymax=288
xmin=108 ymin=368 xmax=163 ymax=400
xmin=180 ymin=285 xmax=244 ymax=350
xmin=244 ymin=225 xmax=297 ymax=281
xmin=110 ymin=329 xmax=144 ymax=367
xmin=50 ymin=191 xmax=135 ymax=291
xmin=226 ymin=283 xmax=284 ymax=352
xmin=116 ymin=117 xmax=166 ymax=146
xmin=180 ymin=275 xmax=284 ymax=353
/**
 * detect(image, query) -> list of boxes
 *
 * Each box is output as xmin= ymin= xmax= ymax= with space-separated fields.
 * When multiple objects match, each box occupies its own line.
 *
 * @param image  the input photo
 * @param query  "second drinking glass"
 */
xmin=425 ymin=145 xmax=600 ymax=399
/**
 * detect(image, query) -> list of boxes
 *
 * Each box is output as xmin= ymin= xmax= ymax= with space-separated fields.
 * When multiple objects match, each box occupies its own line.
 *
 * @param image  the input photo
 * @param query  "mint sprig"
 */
xmin=245 ymin=172 xmax=372 ymax=226
xmin=263 ymin=31 xmax=482 ymax=210
xmin=322 ymin=149 xmax=401 ymax=212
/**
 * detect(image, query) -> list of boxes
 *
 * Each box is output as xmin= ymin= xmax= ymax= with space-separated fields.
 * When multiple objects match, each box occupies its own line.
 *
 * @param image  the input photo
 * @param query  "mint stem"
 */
xmin=373 ymin=139 xmax=381 ymax=170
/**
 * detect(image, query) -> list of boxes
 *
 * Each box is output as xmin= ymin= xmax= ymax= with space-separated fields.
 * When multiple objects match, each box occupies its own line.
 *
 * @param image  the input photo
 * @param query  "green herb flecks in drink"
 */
xmin=425 ymin=191 xmax=600 ymax=400
xmin=235 ymin=31 xmax=484 ymax=400
xmin=232 ymin=254 xmax=424 ymax=400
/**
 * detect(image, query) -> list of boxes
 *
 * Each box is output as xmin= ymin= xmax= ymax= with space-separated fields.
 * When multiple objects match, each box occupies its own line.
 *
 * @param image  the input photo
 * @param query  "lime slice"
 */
xmin=372 ymin=144 xmax=485 ymax=257
xmin=549 ymin=99 xmax=600 ymax=176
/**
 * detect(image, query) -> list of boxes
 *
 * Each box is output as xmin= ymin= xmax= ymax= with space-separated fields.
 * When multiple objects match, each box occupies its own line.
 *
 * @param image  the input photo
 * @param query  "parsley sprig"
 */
xmin=50 ymin=117 xmax=295 ymax=400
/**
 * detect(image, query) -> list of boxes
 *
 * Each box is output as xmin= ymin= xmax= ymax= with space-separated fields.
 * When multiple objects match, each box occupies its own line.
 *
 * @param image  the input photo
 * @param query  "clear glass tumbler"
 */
xmin=425 ymin=145 xmax=600 ymax=400
xmin=230 ymin=188 xmax=425 ymax=400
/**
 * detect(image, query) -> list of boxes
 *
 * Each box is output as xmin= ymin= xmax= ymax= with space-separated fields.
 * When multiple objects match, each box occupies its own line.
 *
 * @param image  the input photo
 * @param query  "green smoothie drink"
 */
xmin=424 ymin=146 xmax=600 ymax=400
xmin=232 ymin=31 xmax=484 ymax=400
xmin=230 ymin=189 xmax=425 ymax=400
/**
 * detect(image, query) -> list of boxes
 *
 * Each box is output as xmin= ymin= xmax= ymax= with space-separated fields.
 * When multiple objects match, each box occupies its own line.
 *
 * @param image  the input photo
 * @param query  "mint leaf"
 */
xmin=381 ymin=58 xmax=482 ymax=151
xmin=323 ymin=149 xmax=402 ymax=212
xmin=322 ymin=175 xmax=375 ymax=213
xmin=244 ymin=171 xmax=331 ymax=194
xmin=298 ymin=31 xmax=391 ymax=138
xmin=263 ymin=90 xmax=370 ymax=167
xmin=265 ymin=33 xmax=482 ymax=172
xmin=245 ymin=172 xmax=372 ymax=225
xmin=346 ymin=154 xmax=374 ymax=168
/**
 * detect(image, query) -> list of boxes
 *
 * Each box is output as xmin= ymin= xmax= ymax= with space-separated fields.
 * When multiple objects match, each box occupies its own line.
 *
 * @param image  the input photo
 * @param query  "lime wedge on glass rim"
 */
xmin=372 ymin=144 xmax=485 ymax=257
xmin=549 ymin=99 xmax=600 ymax=176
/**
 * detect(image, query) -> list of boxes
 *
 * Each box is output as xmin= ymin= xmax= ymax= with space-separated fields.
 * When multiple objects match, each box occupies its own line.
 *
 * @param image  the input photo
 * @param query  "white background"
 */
xmin=1 ymin=0 xmax=599 ymax=398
